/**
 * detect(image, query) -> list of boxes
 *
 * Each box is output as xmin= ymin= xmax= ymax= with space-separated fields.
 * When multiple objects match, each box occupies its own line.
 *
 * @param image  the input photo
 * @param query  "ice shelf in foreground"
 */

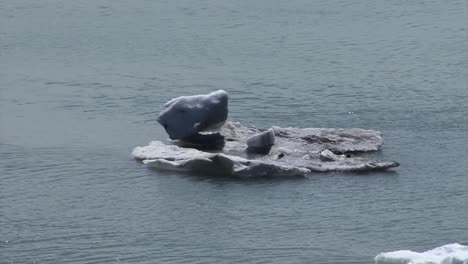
xmin=374 ymin=243 xmax=468 ymax=264
xmin=132 ymin=121 xmax=399 ymax=177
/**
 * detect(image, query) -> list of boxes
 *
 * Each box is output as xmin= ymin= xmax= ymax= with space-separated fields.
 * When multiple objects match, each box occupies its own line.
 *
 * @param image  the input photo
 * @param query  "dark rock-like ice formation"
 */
xmin=133 ymin=90 xmax=399 ymax=177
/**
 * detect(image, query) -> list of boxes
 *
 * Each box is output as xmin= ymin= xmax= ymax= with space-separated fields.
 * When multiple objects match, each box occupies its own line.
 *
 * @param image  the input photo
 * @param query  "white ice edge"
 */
xmin=133 ymin=141 xmax=310 ymax=177
xmin=375 ymin=243 xmax=468 ymax=264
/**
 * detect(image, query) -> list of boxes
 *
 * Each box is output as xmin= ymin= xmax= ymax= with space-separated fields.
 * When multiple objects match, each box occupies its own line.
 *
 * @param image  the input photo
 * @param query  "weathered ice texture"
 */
xmin=220 ymin=122 xmax=398 ymax=172
xmin=246 ymin=128 xmax=275 ymax=154
xmin=132 ymin=141 xmax=310 ymax=177
xmin=157 ymin=90 xmax=228 ymax=140
xmin=132 ymin=122 xmax=399 ymax=176
xmin=222 ymin=122 xmax=384 ymax=153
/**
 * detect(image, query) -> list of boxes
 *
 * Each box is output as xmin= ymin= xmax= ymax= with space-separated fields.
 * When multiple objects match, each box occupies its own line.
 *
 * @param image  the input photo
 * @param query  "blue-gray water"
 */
xmin=1 ymin=1 xmax=467 ymax=263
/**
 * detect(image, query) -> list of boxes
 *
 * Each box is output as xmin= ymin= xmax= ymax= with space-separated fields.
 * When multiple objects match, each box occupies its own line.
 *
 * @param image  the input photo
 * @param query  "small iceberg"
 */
xmin=246 ymin=128 xmax=275 ymax=154
xmin=132 ymin=90 xmax=399 ymax=177
xmin=374 ymin=243 xmax=468 ymax=264
xmin=157 ymin=90 xmax=228 ymax=140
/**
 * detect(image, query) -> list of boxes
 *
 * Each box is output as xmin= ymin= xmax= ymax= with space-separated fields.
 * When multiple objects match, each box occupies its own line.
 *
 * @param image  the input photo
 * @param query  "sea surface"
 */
xmin=1 ymin=0 xmax=467 ymax=263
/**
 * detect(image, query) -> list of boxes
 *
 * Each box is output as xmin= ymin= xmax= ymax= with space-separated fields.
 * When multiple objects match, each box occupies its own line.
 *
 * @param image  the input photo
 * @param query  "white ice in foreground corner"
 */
xmin=157 ymin=90 xmax=228 ymax=140
xmin=375 ymin=243 xmax=468 ymax=264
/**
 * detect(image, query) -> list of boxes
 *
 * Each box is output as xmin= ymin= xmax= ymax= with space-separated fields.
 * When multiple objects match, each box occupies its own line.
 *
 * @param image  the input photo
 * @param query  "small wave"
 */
xmin=375 ymin=243 xmax=468 ymax=264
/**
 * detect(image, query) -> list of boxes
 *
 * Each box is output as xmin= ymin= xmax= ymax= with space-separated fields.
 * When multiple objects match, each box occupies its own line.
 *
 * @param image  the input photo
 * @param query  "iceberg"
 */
xmin=133 ymin=90 xmax=399 ymax=177
xmin=374 ymin=243 xmax=468 ymax=264
xmin=157 ymin=90 xmax=228 ymax=140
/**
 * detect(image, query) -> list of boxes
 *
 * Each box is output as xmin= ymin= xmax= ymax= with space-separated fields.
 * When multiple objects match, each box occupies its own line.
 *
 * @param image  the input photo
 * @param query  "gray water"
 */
xmin=1 ymin=0 xmax=467 ymax=263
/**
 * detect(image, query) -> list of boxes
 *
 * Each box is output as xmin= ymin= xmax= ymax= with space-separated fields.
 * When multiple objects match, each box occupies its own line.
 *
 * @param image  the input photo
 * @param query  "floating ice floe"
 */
xmin=374 ymin=243 xmax=468 ymax=264
xmin=133 ymin=90 xmax=399 ymax=177
xmin=132 ymin=121 xmax=399 ymax=177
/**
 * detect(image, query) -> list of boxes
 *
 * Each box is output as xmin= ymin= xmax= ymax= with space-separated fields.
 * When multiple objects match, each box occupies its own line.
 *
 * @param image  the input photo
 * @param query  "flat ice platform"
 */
xmin=132 ymin=122 xmax=399 ymax=177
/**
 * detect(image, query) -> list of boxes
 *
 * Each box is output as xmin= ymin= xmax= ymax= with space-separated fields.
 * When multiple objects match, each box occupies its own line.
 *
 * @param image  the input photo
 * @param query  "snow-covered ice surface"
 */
xmin=375 ymin=244 xmax=468 ymax=264
xmin=220 ymin=122 xmax=398 ymax=172
xmin=132 ymin=122 xmax=399 ymax=177
xmin=222 ymin=121 xmax=384 ymax=153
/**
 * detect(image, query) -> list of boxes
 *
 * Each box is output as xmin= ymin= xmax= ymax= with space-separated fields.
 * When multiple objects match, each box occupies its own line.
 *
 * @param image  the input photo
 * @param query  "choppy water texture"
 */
xmin=1 ymin=0 xmax=467 ymax=263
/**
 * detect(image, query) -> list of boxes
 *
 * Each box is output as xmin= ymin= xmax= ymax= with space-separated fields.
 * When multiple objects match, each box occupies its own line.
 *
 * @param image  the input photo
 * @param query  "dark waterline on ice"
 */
xmin=1 ymin=0 xmax=467 ymax=263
